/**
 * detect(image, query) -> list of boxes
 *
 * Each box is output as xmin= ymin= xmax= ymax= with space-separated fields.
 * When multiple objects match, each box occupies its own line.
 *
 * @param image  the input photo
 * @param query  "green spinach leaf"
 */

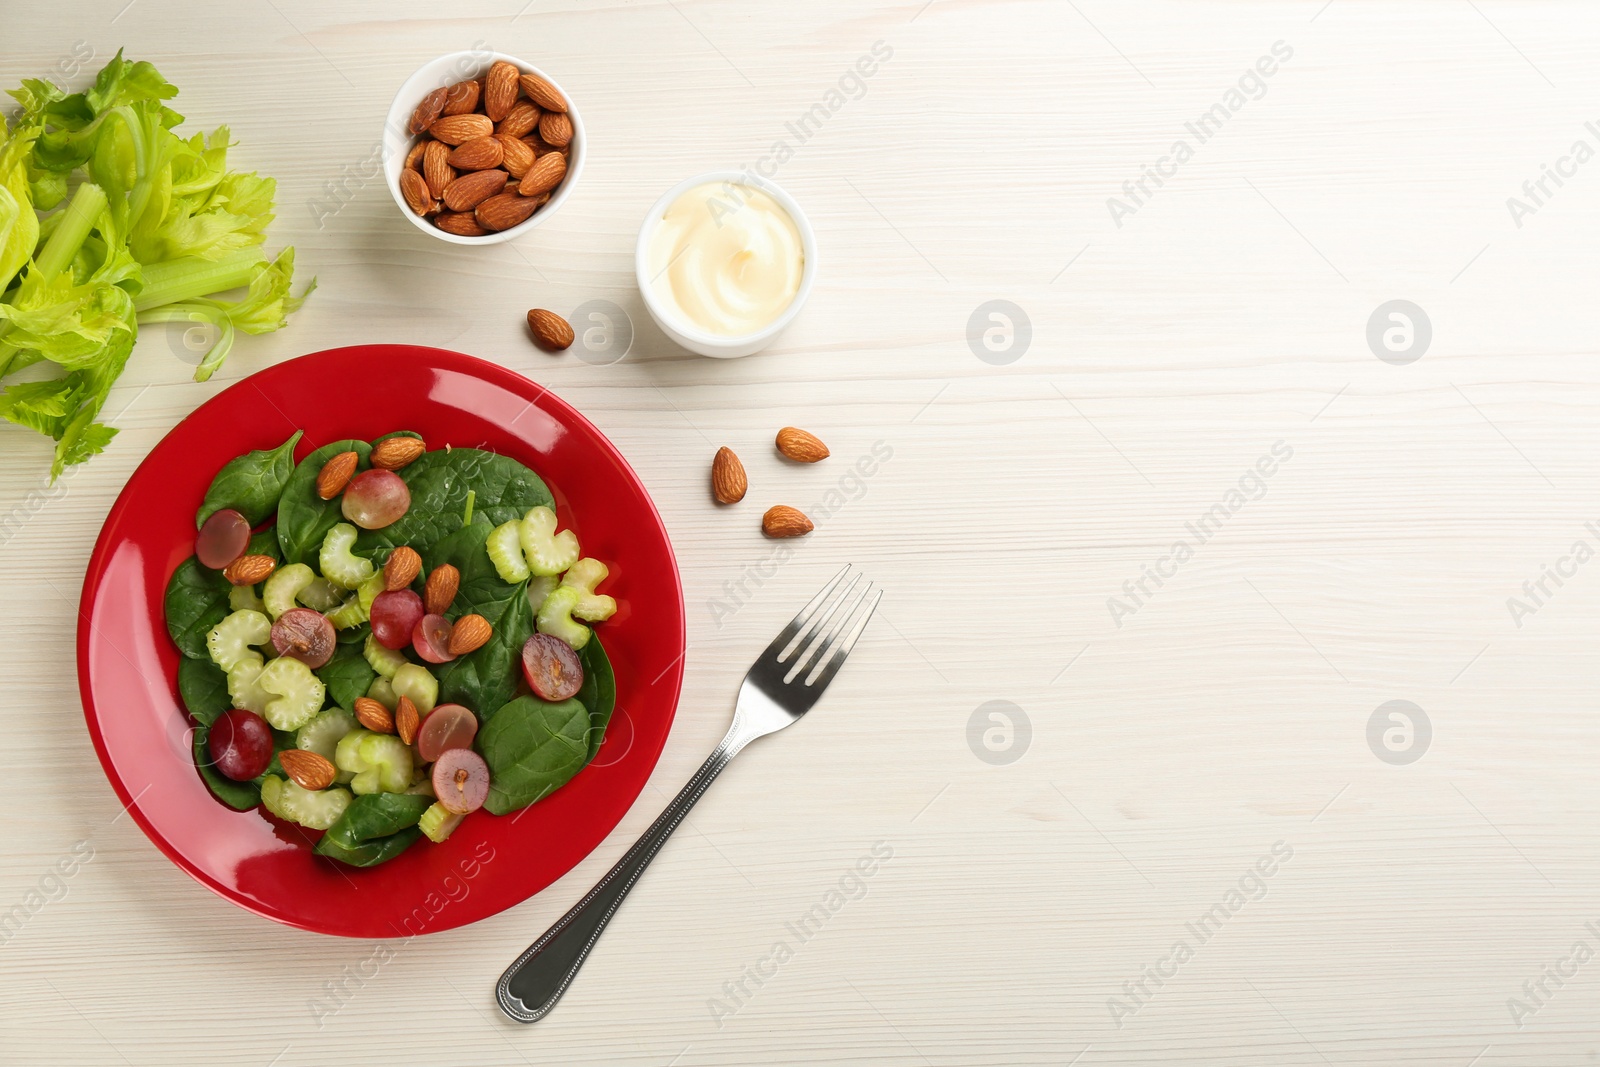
xmin=275 ymin=437 xmax=371 ymax=565
xmin=316 ymin=645 xmax=376 ymax=709
xmin=164 ymin=555 xmax=232 ymax=659
xmin=193 ymin=724 xmax=260 ymax=810
xmin=577 ymin=634 xmax=616 ymax=763
xmin=315 ymin=826 xmax=421 ymax=867
xmin=196 ymin=430 xmax=302 ymax=528
xmin=478 ymin=694 xmax=589 ymax=815
xmin=178 ymin=657 xmax=230 ymax=726
xmin=315 ymin=792 xmax=430 ymax=866
xmin=357 ymin=447 xmax=552 ymax=559
xmin=426 ymin=521 xmax=534 ymax=721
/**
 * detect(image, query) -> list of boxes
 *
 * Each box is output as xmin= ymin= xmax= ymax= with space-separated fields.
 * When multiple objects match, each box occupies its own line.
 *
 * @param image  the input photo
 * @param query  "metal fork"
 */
xmin=496 ymin=565 xmax=880 ymax=1023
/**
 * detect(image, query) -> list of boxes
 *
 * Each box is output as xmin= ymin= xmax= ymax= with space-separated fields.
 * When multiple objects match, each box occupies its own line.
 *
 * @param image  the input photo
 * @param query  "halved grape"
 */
xmin=432 ymin=748 xmax=490 ymax=814
xmin=196 ymin=508 xmax=250 ymax=570
xmin=341 ymin=470 xmax=411 ymax=530
xmin=416 ymin=703 xmax=477 ymax=763
xmin=207 ymin=708 xmax=273 ymax=781
xmin=521 ymin=633 xmax=583 ymax=701
xmin=271 ymin=608 xmax=336 ymax=668
xmin=371 ymin=590 xmax=424 ymax=650
xmin=412 ymin=613 xmax=455 ymax=664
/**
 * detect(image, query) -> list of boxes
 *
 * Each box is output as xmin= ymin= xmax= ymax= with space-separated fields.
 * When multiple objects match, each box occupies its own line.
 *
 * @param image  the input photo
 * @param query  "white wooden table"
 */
xmin=4 ymin=2 xmax=1599 ymax=1063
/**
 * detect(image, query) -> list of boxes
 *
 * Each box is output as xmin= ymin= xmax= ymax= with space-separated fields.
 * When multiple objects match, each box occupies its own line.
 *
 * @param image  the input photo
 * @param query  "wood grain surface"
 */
xmin=3 ymin=2 xmax=1599 ymax=1064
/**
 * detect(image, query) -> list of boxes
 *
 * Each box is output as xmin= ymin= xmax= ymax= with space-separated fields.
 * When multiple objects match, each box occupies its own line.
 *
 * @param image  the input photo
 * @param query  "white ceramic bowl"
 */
xmin=383 ymin=51 xmax=585 ymax=245
xmin=634 ymin=171 xmax=817 ymax=358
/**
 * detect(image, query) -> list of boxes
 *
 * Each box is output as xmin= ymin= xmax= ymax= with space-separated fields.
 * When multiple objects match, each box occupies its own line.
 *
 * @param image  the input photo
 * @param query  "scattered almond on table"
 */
xmin=402 ymin=61 xmax=571 ymax=235
xmin=527 ymin=309 xmax=574 ymax=351
xmin=711 ymin=447 xmax=748 ymax=504
xmin=762 ymin=505 xmax=813 ymax=538
xmin=775 ymin=426 xmax=829 ymax=462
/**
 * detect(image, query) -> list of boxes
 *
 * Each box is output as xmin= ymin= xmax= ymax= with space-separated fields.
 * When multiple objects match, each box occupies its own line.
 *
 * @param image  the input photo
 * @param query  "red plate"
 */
xmin=76 ymin=345 xmax=685 ymax=937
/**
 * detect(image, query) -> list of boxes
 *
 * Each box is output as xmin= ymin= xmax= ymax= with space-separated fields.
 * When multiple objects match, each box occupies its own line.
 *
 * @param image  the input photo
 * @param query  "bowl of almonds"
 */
xmin=384 ymin=51 xmax=584 ymax=243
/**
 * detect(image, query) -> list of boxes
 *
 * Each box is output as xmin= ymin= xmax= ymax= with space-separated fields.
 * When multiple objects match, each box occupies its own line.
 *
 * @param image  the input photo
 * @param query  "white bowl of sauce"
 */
xmin=635 ymin=172 xmax=816 ymax=358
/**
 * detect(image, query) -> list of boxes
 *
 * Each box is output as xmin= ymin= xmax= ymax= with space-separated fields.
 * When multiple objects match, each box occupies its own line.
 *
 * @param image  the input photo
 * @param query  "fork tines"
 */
xmin=770 ymin=564 xmax=881 ymax=687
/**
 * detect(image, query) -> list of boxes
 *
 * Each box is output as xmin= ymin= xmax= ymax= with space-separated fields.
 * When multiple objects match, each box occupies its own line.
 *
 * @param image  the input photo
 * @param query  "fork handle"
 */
xmin=496 ymin=736 xmax=740 ymax=1023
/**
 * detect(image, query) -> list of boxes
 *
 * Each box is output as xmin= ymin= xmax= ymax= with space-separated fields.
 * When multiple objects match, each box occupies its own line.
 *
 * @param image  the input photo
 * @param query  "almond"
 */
xmin=404 ymin=140 xmax=427 ymax=172
xmin=494 ymin=134 xmax=536 ymax=179
xmin=447 ymin=135 xmax=503 ymax=171
xmin=408 ymin=86 xmax=448 ymax=135
xmin=316 ymin=450 xmax=359 ymax=499
xmin=443 ymin=168 xmax=509 ymax=212
xmin=538 ymin=110 xmax=573 ymax=148
xmin=517 ymin=150 xmax=566 ymax=197
xmin=394 ymin=696 xmax=420 ymax=745
xmin=527 ymin=309 xmax=574 ymax=351
xmin=518 ymin=72 xmax=566 ymax=112
xmin=475 ymin=191 xmax=541 ymax=231
xmin=442 ymin=78 xmax=481 ymax=116
xmin=425 ymin=565 xmax=460 ymax=615
xmin=371 ymin=435 xmax=425 ymax=470
xmin=484 ymin=61 xmax=521 ymax=121
xmin=428 ymin=113 xmax=493 ymax=146
xmin=496 ymin=101 xmax=541 ymax=140
xmin=353 ymin=696 xmax=395 ymax=734
xmin=762 ymin=505 xmax=814 ymax=538
xmin=435 ymin=212 xmax=487 ymax=237
xmin=399 ymin=167 xmax=432 ymax=216
xmin=224 ymin=554 xmax=276 ymax=585
xmin=711 ymin=446 xmax=747 ymax=504
xmin=384 ymin=546 xmax=422 ymax=591
xmin=279 ymin=749 xmax=336 ymax=791
xmin=775 ymin=427 xmax=829 ymax=463
xmin=447 ymin=614 xmax=492 ymax=655
xmin=423 ymin=140 xmax=456 ymax=199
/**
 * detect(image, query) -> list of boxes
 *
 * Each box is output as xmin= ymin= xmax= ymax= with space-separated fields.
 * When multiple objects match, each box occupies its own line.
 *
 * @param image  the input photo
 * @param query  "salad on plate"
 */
xmin=164 ymin=428 xmax=618 ymax=867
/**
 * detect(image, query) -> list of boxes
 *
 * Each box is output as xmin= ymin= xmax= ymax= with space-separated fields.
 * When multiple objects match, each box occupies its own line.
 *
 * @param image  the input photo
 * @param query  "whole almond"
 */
xmin=384 ymin=546 xmax=422 ymax=591
xmin=394 ymin=696 xmax=420 ymax=745
xmin=371 ymin=436 xmax=425 ymax=470
xmin=447 ymin=614 xmax=493 ymax=655
xmin=423 ymin=140 xmax=456 ymax=199
xmin=429 ymin=113 xmax=493 ymax=146
xmin=711 ymin=447 xmax=747 ymax=504
xmin=484 ymin=61 xmax=521 ymax=121
xmin=279 ymin=749 xmax=336 ymax=791
xmin=443 ymin=168 xmax=509 ymax=212
xmin=442 ymin=78 xmax=481 ymax=116
xmin=762 ymin=506 xmax=814 ymax=538
xmin=775 ymin=426 xmax=829 ymax=463
xmin=224 ymin=554 xmax=276 ymax=585
xmin=518 ymin=72 xmax=566 ymax=112
xmin=494 ymin=134 xmax=536 ymax=179
xmin=435 ymin=212 xmax=487 ymax=237
xmin=404 ymin=140 xmax=427 ymax=172
xmin=399 ymin=167 xmax=431 ymax=217
xmin=408 ymin=86 xmax=448 ymax=135
xmin=353 ymin=696 xmax=395 ymax=734
xmin=447 ymin=135 xmax=503 ymax=171
xmin=425 ymin=565 xmax=460 ymax=615
xmin=316 ymin=450 xmax=359 ymax=499
xmin=538 ymin=110 xmax=573 ymax=148
xmin=517 ymin=150 xmax=566 ymax=197
xmin=475 ymin=192 xmax=540 ymax=231
xmin=496 ymin=101 xmax=541 ymax=140
xmin=527 ymin=309 xmax=575 ymax=351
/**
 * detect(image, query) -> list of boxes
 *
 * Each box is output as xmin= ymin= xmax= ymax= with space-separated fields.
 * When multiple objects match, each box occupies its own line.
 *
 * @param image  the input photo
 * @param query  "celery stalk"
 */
xmin=134 ymin=249 xmax=266 ymax=312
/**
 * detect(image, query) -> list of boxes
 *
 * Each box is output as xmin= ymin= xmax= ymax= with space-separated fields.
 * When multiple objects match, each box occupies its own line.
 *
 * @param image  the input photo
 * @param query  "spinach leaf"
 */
xmin=197 ymin=430 xmax=302 ymax=528
xmin=316 ymin=645 xmax=376 ymax=709
xmin=335 ymin=621 xmax=369 ymax=646
xmin=357 ymin=448 xmax=552 ymax=559
xmin=426 ymin=521 xmax=534 ymax=721
xmin=164 ymin=555 xmax=232 ymax=659
xmin=315 ymin=827 xmax=421 ymax=867
xmin=178 ymin=657 xmax=230 ymax=726
xmin=577 ymin=634 xmax=616 ymax=763
xmin=193 ymin=724 xmax=261 ymax=810
xmin=478 ymin=695 xmax=589 ymax=815
xmin=276 ymin=437 xmax=371 ymax=565
xmin=316 ymin=793 xmax=430 ymax=866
